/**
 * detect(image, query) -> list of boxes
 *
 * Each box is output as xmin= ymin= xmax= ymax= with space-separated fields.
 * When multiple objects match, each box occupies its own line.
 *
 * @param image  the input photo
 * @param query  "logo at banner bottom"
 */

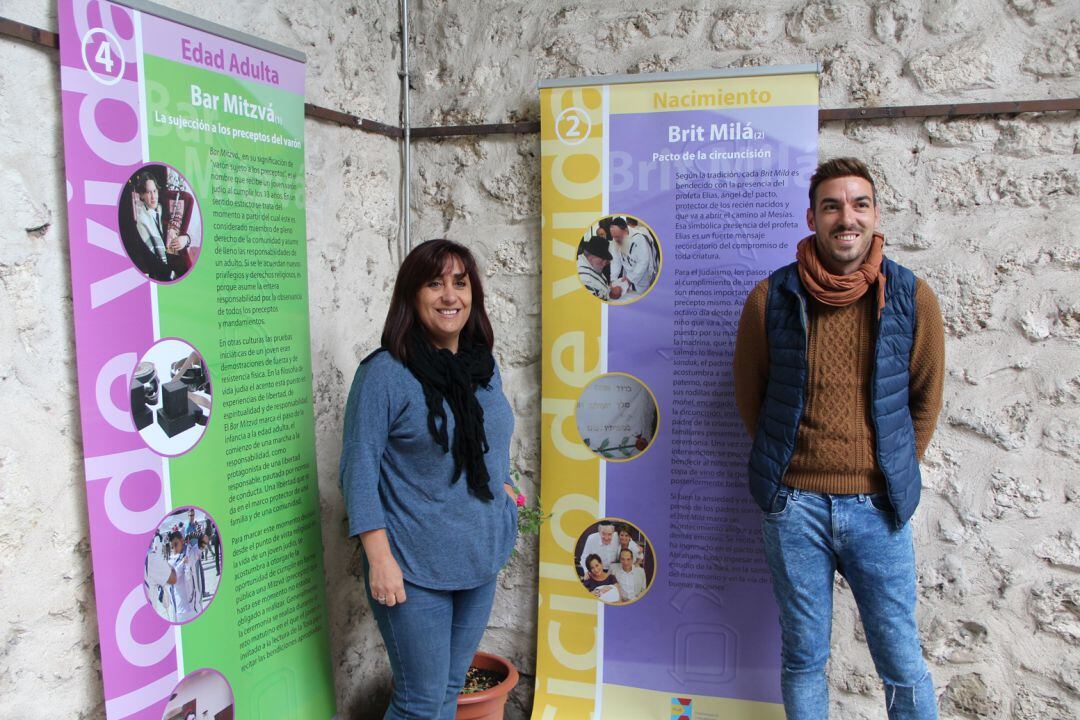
xmin=671 ymin=697 xmax=693 ymax=720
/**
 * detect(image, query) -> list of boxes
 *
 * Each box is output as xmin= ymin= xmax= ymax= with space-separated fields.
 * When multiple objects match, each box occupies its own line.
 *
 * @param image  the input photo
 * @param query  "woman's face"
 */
xmin=415 ymin=255 xmax=472 ymax=352
xmin=588 ymin=558 xmax=604 ymax=579
xmin=619 ymin=530 xmax=631 ymax=547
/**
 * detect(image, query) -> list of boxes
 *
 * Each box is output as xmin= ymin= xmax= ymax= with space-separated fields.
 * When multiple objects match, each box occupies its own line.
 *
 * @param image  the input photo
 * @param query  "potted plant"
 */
xmin=456 ymin=651 xmax=520 ymax=719
xmin=456 ymin=470 xmax=548 ymax=719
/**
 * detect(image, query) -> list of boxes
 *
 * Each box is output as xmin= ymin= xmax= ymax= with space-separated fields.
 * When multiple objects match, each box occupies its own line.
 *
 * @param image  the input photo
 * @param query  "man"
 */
xmin=733 ymin=157 xmax=944 ymax=719
xmin=167 ymin=530 xmax=207 ymax=622
xmin=184 ymin=509 xmax=199 ymax=538
xmin=626 ymin=216 xmax=660 ymax=287
xmin=611 ymin=547 xmax=647 ymax=602
xmin=609 ymin=216 xmax=658 ymax=297
xmin=144 ymin=535 xmax=177 ymax=621
xmin=128 ymin=172 xmax=175 ymax=281
xmin=126 ymin=170 xmax=194 ymax=281
xmin=579 ymin=522 xmax=620 ymax=572
xmin=577 ymin=235 xmax=622 ymax=301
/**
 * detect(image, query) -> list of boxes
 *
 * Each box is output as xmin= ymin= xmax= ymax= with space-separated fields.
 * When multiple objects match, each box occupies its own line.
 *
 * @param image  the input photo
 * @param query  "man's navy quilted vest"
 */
xmin=747 ymin=257 xmax=922 ymax=526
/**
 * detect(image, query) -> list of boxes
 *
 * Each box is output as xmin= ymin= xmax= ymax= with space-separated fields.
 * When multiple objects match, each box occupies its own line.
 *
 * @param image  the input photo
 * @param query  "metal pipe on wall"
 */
xmin=400 ymin=0 xmax=412 ymax=256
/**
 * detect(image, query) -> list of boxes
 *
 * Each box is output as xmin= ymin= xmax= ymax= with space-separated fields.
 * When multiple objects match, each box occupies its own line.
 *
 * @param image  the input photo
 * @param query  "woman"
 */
xmin=339 ymin=239 xmax=518 ymax=719
xmin=582 ymin=553 xmax=620 ymax=602
xmin=617 ymin=524 xmax=645 ymax=566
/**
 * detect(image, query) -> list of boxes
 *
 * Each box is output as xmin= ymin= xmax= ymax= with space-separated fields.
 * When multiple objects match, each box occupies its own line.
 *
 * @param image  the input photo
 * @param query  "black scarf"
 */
xmin=401 ymin=326 xmax=496 ymax=500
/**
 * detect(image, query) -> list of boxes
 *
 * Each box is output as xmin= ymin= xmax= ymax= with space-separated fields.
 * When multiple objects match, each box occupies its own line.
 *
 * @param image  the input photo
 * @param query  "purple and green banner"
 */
xmin=537 ymin=67 xmax=818 ymax=719
xmin=58 ymin=1 xmax=334 ymax=717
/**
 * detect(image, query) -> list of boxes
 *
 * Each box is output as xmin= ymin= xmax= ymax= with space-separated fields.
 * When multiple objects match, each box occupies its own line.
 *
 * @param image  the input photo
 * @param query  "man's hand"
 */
xmin=165 ymin=229 xmax=186 ymax=254
xmin=610 ymin=285 xmax=623 ymax=300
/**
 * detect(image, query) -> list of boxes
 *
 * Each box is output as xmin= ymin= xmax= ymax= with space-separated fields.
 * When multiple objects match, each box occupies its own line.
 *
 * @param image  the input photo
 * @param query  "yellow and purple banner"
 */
xmin=58 ymin=1 xmax=334 ymax=718
xmin=536 ymin=66 xmax=818 ymax=719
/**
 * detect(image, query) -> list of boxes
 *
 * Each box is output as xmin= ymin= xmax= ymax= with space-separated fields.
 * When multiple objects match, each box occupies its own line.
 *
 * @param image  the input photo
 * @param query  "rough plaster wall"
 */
xmin=3 ymin=0 xmax=1078 ymax=718
xmin=406 ymin=1 xmax=1080 ymax=718
xmin=0 ymin=1 xmax=402 ymax=718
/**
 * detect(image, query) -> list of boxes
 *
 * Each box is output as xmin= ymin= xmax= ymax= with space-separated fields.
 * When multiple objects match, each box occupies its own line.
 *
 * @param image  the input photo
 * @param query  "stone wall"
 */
xmin=405 ymin=1 xmax=1079 ymax=719
xmin=0 ymin=1 xmax=402 ymax=717
xmin=1 ymin=0 xmax=1077 ymax=719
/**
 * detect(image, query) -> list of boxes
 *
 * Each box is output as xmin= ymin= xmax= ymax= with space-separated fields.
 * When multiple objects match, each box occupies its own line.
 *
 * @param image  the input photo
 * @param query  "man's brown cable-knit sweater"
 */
xmin=733 ymin=277 xmax=945 ymax=495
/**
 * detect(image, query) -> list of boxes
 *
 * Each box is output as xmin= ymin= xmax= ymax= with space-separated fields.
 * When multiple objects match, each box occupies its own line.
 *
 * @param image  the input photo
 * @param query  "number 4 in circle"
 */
xmin=81 ymin=28 xmax=126 ymax=86
xmin=95 ymin=39 xmax=114 ymax=72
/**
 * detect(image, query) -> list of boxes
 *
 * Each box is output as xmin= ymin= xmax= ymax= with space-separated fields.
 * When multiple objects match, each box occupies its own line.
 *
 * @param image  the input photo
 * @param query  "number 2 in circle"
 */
xmin=555 ymin=107 xmax=591 ymax=146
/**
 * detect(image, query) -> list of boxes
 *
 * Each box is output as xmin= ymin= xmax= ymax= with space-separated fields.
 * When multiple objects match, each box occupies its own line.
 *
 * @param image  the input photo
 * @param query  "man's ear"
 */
xmin=806 ymin=207 xmax=816 ymax=232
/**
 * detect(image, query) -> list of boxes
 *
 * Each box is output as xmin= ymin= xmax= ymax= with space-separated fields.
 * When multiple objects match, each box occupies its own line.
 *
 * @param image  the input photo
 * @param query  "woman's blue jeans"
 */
xmin=761 ymin=486 xmax=938 ymax=720
xmin=364 ymin=564 xmax=498 ymax=720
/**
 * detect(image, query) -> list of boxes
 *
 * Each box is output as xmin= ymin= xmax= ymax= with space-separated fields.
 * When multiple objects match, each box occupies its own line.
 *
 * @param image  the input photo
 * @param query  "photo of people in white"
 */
xmin=575 ymin=214 xmax=661 ymax=304
xmin=575 ymin=373 xmax=658 ymax=460
xmin=574 ymin=519 xmax=655 ymax=604
xmin=144 ymin=507 xmax=222 ymax=624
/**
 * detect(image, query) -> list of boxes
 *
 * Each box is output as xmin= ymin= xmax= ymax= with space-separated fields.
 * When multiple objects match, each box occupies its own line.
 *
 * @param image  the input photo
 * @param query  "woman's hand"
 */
xmin=360 ymin=529 xmax=407 ymax=607
xmin=368 ymin=555 xmax=406 ymax=607
xmin=503 ymin=483 xmax=517 ymax=501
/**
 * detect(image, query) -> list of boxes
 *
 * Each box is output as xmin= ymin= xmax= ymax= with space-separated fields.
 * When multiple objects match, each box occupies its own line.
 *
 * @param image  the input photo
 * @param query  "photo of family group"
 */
xmin=143 ymin=507 xmax=223 ymax=624
xmin=574 ymin=519 xmax=656 ymax=604
xmin=131 ymin=338 xmax=212 ymax=455
xmin=575 ymin=372 xmax=658 ymax=461
xmin=118 ymin=163 xmax=203 ymax=283
xmin=162 ymin=668 xmax=234 ymax=720
xmin=575 ymin=214 xmax=661 ymax=304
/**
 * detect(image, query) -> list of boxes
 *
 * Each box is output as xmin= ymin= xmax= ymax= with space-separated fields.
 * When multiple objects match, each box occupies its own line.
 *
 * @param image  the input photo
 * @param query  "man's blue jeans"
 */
xmin=364 ymin=565 xmax=498 ymax=720
xmin=761 ymin=486 xmax=938 ymax=720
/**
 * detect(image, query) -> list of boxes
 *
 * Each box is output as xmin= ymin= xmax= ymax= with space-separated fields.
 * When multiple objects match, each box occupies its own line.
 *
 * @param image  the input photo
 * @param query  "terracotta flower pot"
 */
xmin=456 ymin=651 xmax=519 ymax=720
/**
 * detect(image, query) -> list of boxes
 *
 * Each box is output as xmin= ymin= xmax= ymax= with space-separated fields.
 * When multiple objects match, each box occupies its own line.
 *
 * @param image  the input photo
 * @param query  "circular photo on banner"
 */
xmin=575 ymin=372 xmax=659 ymax=461
xmin=144 ymin=506 xmax=223 ymax=625
xmin=575 ymin=214 xmax=661 ymax=304
xmin=574 ymin=518 xmax=656 ymax=605
xmin=162 ymin=668 xmax=234 ymax=720
xmin=131 ymin=338 xmax=212 ymax=456
xmin=118 ymin=163 xmax=203 ymax=283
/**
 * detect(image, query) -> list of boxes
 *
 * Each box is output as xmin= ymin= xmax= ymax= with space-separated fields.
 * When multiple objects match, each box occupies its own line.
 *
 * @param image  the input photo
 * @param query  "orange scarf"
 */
xmin=796 ymin=232 xmax=887 ymax=318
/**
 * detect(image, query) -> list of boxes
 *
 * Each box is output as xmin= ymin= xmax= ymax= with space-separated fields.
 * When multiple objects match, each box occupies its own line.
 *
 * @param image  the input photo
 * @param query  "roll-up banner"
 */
xmin=536 ymin=66 xmax=819 ymax=719
xmin=58 ymin=1 xmax=335 ymax=717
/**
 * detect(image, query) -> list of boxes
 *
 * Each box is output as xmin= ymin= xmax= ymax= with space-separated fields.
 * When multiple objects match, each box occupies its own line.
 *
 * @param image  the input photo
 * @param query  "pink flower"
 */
xmin=516 ymin=492 xmax=527 ymax=507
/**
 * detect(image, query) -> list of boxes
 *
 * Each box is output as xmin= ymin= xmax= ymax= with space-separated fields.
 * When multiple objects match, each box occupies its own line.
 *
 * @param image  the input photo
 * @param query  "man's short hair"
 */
xmin=808 ymin=157 xmax=878 ymax=208
xmin=609 ymin=217 xmax=629 ymax=232
xmin=598 ymin=523 xmax=615 ymax=532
